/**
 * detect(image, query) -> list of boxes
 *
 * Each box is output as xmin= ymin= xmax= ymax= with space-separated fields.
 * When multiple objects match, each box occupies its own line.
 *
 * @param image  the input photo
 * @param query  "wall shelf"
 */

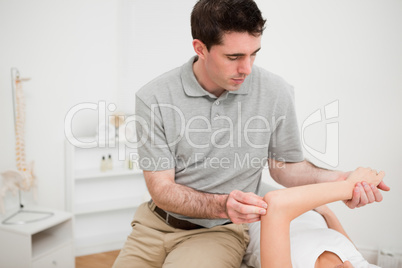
xmin=65 ymin=139 xmax=147 ymax=256
xmin=75 ymin=196 xmax=144 ymax=215
xmin=75 ymin=168 xmax=142 ymax=180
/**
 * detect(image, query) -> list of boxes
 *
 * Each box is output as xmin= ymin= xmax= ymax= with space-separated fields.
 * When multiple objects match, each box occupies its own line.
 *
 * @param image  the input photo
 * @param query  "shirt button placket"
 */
xmin=211 ymin=100 xmax=222 ymax=128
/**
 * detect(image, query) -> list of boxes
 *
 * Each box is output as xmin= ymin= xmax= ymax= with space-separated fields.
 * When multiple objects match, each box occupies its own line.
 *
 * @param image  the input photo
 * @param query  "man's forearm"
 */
xmin=158 ymin=182 xmax=228 ymax=219
xmin=269 ymin=159 xmax=346 ymax=187
xmin=145 ymin=170 xmax=228 ymax=219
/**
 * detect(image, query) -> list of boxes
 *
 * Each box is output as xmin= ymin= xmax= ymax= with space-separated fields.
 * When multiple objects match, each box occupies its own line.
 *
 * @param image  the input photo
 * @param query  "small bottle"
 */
xmin=124 ymin=157 xmax=130 ymax=169
xmin=100 ymin=156 xmax=107 ymax=172
xmin=107 ymin=154 xmax=113 ymax=170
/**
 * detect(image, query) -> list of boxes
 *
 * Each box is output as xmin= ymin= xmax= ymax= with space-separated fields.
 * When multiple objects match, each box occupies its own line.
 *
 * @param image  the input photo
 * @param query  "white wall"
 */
xmin=256 ymin=0 xmax=402 ymax=253
xmin=0 ymin=0 xmax=118 ymax=211
xmin=116 ymin=0 xmax=197 ymax=112
xmin=0 ymin=0 xmax=400 ymax=256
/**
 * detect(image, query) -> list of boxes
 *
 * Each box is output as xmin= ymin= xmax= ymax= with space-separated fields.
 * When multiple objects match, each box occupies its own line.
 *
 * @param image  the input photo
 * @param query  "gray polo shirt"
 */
xmin=135 ymin=56 xmax=304 ymax=228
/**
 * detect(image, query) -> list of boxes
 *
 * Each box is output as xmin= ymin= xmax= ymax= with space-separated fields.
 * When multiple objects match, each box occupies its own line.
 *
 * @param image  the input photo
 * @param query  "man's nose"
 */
xmin=238 ymin=57 xmax=252 ymax=75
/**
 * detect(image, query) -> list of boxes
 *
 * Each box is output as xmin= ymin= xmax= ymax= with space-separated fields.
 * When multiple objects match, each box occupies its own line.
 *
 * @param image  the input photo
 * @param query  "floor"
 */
xmin=76 ymin=250 xmax=253 ymax=268
xmin=75 ymin=250 xmax=120 ymax=268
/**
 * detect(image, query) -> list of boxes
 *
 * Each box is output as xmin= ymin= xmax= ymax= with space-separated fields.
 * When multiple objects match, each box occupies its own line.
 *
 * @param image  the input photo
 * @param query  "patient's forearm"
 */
xmin=263 ymin=180 xmax=355 ymax=223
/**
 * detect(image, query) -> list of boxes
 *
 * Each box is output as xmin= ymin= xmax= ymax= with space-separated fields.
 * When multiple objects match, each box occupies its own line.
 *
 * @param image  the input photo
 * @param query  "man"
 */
xmin=113 ymin=0 xmax=390 ymax=267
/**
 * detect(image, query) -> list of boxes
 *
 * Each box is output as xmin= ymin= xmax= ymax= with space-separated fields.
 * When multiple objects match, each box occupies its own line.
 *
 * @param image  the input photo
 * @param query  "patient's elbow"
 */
xmin=264 ymin=191 xmax=285 ymax=213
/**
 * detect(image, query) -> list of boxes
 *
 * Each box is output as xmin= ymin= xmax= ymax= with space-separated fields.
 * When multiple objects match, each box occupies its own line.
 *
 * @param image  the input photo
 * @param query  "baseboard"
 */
xmin=359 ymin=247 xmax=402 ymax=267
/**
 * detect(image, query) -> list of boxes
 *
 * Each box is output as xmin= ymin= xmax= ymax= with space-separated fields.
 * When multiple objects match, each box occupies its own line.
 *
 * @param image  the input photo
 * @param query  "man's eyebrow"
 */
xmin=225 ymin=47 xmax=261 ymax=57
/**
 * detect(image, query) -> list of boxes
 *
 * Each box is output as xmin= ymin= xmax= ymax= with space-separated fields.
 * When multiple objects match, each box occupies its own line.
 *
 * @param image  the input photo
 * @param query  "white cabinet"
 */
xmin=32 ymin=244 xmax=73 ymax=268
xmin=65 ymin=139 xmax=147 ymax=256
xmin=0 ymin=208 xmax=74 ymax=268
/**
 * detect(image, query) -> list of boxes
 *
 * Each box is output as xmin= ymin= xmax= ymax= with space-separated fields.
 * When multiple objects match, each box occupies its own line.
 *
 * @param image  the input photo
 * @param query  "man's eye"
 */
xmin=228 ymin=56 xmax=239 ymax=61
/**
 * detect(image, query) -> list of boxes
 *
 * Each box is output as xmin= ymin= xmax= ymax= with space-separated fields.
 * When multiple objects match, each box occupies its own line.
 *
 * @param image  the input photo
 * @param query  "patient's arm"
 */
xmin=260 ymin=167 xmax=385 ymax=268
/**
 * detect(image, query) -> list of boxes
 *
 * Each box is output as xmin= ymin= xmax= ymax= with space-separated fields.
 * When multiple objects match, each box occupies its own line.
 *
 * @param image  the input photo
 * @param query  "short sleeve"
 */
xmin=135 ymin=95 xmax=175 ymax=171
xmin=268 ymin=86 xmax=304 ymax=163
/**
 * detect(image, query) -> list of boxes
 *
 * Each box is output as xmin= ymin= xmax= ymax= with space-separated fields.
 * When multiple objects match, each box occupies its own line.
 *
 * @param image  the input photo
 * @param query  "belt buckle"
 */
xmin=165 ymin=213 xmax=169 ymax=225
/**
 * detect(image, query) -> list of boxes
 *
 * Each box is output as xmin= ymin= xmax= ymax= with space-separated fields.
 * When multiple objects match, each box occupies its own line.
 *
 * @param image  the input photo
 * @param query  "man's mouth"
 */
xmin=232 ymin=77 xmax=245 ymax=84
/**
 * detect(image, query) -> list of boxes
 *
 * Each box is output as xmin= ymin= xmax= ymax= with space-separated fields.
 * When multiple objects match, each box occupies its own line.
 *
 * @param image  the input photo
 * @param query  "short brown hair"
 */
xmin=191 ymin=0 xmax=266 ymax=50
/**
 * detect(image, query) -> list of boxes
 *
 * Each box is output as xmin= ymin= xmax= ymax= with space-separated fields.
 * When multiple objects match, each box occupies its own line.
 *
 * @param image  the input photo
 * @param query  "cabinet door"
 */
xmin=32 ymin=244 xmax=74 ymax=268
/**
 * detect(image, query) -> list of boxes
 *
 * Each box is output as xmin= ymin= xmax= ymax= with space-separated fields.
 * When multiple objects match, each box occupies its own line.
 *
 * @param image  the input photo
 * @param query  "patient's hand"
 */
xmin=346 ymin=167 xmax=385 ymax=186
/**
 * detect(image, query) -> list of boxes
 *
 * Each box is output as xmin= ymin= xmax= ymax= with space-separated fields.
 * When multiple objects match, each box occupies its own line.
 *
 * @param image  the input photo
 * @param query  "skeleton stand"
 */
xmin=2 ymin=191 xmax=53 ymax=225
xmin=1 ymin=68 xmax=54 ymax=225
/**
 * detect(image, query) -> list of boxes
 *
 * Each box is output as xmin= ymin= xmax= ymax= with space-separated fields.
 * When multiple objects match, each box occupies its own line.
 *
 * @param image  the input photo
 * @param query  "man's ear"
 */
xmin=192 ymin=39 xmax=208 ymax=60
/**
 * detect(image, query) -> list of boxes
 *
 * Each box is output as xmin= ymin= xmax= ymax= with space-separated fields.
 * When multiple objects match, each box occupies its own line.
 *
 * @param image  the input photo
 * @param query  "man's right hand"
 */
xmin=225 ymin=190 xmax=267 ymax=224
xmin=343 ymin=167 xmax=388 ymax=208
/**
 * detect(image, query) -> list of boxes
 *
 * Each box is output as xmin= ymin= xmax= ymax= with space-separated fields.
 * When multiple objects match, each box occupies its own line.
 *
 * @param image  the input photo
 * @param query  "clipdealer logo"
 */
xmin=64 ymin=100 xmax=340 ymax=168
xmin=301 ymin=100 xmax=339 ymax=168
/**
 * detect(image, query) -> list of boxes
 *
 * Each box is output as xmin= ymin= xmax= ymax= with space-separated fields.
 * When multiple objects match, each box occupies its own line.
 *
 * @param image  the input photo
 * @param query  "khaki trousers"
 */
xmin=113 ymin=202 xmax=249 ymax=268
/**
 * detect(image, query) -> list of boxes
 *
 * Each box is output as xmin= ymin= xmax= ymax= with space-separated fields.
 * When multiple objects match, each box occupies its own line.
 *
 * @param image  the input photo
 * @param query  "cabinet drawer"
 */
xmin=32 ymin=244 xmax=74 ymax=268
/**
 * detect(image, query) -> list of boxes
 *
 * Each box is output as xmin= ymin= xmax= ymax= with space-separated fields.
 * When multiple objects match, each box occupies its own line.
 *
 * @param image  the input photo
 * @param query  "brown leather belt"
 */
xmin=150 ymin=200 xmax=205 ymax=230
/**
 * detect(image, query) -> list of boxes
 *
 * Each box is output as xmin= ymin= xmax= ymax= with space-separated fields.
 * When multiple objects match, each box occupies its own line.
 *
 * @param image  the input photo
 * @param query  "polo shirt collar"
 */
xmin=181 ymin=56 xmax=251 ymax=98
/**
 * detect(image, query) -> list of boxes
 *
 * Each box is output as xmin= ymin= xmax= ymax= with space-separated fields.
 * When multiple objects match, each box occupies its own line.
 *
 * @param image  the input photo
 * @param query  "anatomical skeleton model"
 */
xmin=0 ymin=75 xmax=37 ymax=214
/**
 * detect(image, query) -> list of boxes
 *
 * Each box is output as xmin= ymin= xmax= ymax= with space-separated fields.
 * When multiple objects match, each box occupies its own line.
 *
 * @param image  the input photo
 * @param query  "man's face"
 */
xmin=202 ymin=32 xmax=261 ymax=95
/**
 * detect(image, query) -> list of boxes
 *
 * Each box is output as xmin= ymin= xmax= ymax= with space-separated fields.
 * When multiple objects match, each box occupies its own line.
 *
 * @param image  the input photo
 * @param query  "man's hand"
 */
xmin=340 ymin=169 xmax=390 ymax=209
xmin=225 ymin=190 xmax=267 ymax=224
